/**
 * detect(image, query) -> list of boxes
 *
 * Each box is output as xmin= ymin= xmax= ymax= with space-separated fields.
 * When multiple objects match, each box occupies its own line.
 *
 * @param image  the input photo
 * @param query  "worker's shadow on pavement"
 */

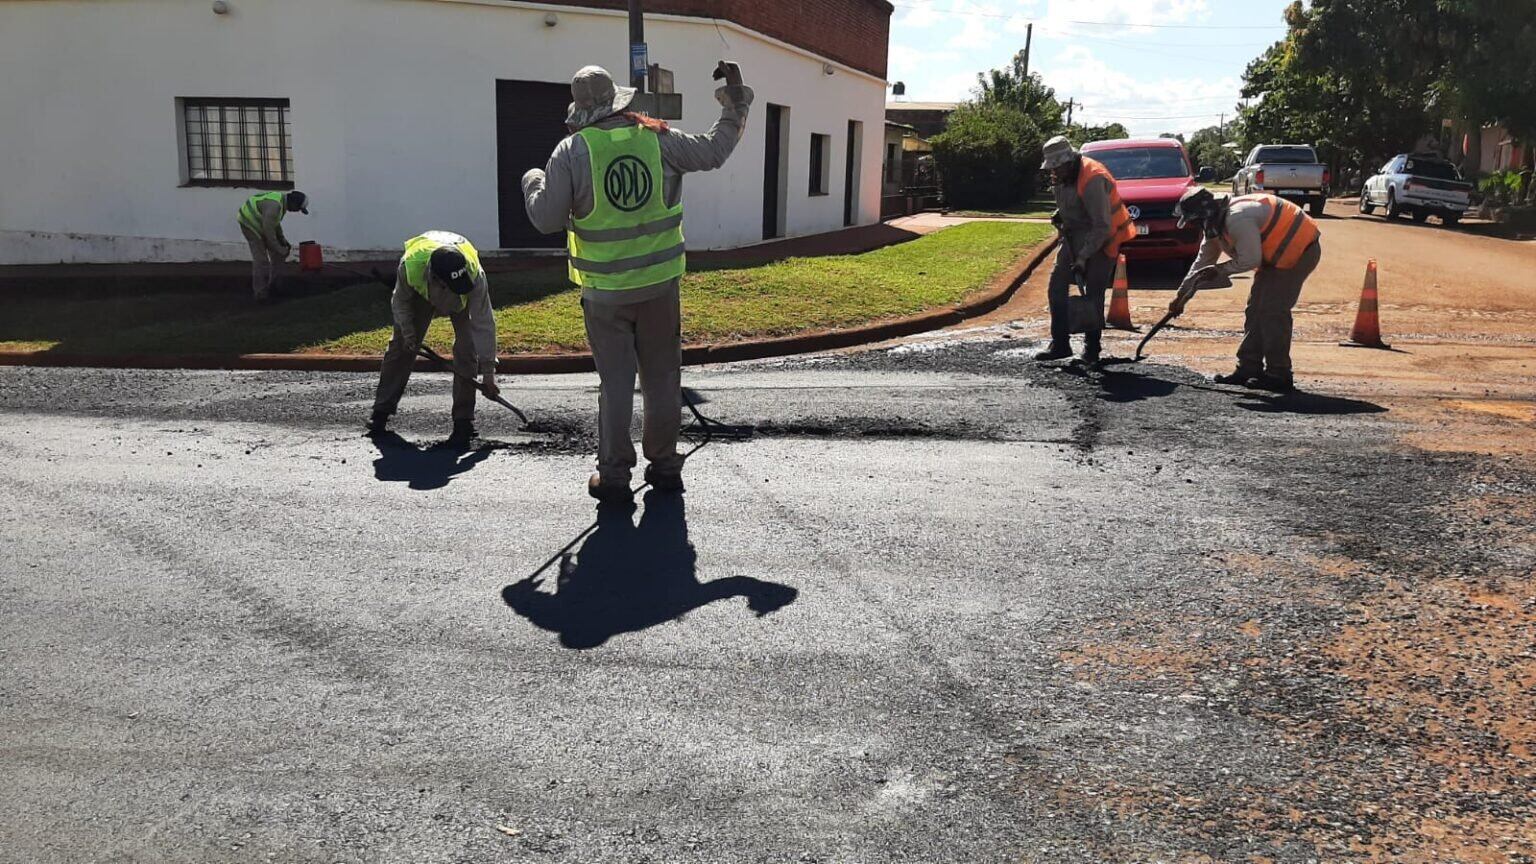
xmin=1234 ymin=391 xmax=1386 ymax=415
xmin=501 ymin=491 xmax=798 ymax=650
xmin=1076 ymin=363 xmax=1387 ymax=415
xmin=369 ymin=431 xmax=491 ymax=491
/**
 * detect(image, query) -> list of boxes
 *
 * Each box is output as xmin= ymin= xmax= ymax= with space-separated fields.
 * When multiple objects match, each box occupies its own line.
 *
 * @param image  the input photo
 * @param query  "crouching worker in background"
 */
xmin=1172 ymin=188 xmax=1321 ymax=393
xmin=367 ymin=231 xmax=499 ymax=446
xmin=520 ymin=62 xmax=752 ymax=503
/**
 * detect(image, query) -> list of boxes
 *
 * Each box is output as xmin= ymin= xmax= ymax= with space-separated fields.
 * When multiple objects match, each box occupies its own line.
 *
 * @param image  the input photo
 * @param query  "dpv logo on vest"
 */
xmin=603 ymin=155 xmax=654 ymax=212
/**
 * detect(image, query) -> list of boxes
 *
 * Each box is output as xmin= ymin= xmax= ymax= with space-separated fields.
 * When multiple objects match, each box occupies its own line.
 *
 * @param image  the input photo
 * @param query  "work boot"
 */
xmin=448 ymin=418 xmax=477 ymax=446
xmin=365 ymin=411 xmax=389 ymax=436
xmin=1213 ymin=369 xmax=1261 ymax=386
xmin=1034 ymin=343 xmax=1073 ymax=362
xmin=644 ymin=464 xmax=685 ymax=493
xmin=1247 ymin=374 xmax=1296 ymax=394
xmin=588 ymin=473 xmax=634 ymax=504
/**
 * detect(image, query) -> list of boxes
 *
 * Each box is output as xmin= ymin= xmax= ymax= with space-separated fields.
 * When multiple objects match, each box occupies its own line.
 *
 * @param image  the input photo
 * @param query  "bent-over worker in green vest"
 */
xmin=521 ymin=62 xmax=753 ymax=503
xmin=368 ymin=231 xmax=499 ymax=445
xmin=236 ymin=190 xmax=308 ymax=303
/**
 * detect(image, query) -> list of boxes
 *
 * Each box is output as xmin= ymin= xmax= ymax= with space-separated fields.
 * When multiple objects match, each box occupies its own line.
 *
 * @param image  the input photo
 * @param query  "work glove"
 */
xmin=1188 ymin=265 xmax=1233 ymax=291
xmin=1167 ymin=295 xmax=1189 ymax=316
xmin=481 ymin=372 xmax=500 ymax=400
xmin=712 ymin=60 xmax=744 ymax=88
xmin=279 ymin=243 xmax=292 ymax=260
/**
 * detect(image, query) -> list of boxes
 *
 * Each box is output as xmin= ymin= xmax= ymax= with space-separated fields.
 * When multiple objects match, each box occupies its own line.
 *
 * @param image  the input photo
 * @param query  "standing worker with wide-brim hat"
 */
xmin=521 ymin=63 xmax=753 ymax=503
xmin=236 ymin=190 xmax=308 ymax=303
xmin=1037 ymin=136 xmax=1138 ymax=366
xmin=1171 ymin=188 xmax=1321 ymax=393
xmin=367 ymin=230 xmax=500 ymax=445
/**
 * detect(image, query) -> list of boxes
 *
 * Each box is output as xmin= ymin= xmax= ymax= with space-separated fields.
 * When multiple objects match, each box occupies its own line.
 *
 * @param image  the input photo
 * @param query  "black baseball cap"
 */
xmin=429 ymin=246 xmax=474 ymax=295
xmin=286 ymin=190 xmax=309 ymax=214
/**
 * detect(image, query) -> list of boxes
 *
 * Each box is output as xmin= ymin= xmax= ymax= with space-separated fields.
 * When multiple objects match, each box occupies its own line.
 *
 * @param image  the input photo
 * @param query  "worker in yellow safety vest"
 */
xmin=1172 ymin=188 xmax=1322 ymax=393
xmin=368 ymin=231 xmax=500 ymax=444
xmin=520 ymin=62 xmax=753 ymax=503
xmin=236 ymin=190 xmax=308 ymax=303
xmin=1038 ymin=136 xmax=1138 ymax=366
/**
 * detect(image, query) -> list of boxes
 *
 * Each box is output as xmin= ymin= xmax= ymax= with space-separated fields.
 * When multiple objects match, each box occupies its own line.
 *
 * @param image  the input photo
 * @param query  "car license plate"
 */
xmin=1136 ymin=224 xmax=1150 ymax=236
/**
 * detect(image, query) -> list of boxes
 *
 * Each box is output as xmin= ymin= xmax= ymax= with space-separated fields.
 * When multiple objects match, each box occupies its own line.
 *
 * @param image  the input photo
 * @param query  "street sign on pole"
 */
xmin=630 ymin=43 xmax=648 ymax=83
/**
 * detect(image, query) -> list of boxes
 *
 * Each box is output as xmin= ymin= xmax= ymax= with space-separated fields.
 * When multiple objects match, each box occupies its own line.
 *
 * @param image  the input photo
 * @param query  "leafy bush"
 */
xmin=1478 ymin=169 xmax=1528 ymax=205
xmin=930 ymin=102 xmax=1046 ymax=209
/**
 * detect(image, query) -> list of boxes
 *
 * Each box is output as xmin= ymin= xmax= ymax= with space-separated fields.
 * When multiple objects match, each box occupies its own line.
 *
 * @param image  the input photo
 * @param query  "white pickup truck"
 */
xmin=1359 ymin=152 xmax=1473 ymax=226
xmin=1232 ymin=144 xmax=1330 ymax=217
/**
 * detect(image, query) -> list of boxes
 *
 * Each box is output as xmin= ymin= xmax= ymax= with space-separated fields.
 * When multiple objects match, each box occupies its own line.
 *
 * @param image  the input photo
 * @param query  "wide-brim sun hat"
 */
xmin=567 ymin=65 xmax=637 ymax=129
xmin=1040 ymin=135 xmax=1077 ymax=170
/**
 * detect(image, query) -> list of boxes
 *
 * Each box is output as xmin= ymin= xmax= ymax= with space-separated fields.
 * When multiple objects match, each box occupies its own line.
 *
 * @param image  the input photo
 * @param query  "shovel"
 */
xmin=415 ymin=345 xmax=530 ymax=428
xmin=681 ymin=386 xmax=754 ymax=442
xmin=1133 ymin=267 xmax=1231 ymax=362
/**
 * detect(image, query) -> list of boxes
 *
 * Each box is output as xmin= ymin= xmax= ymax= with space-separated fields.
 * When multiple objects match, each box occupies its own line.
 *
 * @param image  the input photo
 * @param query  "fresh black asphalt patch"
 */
xmin=1 ymin=341 xmax=1531 ymax=862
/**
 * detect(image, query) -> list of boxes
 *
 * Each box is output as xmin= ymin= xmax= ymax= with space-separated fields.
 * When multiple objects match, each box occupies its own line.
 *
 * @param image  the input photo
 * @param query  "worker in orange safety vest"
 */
xmin=1172 ymin=187 xmax=1322 ymax=393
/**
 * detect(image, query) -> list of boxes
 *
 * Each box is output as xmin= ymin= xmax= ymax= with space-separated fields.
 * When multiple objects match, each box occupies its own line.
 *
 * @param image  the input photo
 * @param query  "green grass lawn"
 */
xmin=947 ymin=201 xmax=1056 ymax=220
xmin=0 ymin=221 xmax=1050 ymax=357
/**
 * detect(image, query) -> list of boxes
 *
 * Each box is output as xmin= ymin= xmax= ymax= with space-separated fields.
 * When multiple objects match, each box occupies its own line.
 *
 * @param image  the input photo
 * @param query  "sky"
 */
xmin=887 ymin=0 xmax=1296 ymax=139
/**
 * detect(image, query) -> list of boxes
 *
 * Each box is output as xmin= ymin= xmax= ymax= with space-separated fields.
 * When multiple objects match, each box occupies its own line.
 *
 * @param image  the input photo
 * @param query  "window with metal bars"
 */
xmin=180 ymin=98 xmax=294 ymax=188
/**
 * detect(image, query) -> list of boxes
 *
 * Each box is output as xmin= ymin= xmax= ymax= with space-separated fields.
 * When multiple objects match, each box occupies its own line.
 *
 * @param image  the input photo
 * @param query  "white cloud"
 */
xmin=1038 ymin=45 xmax=1240 ymax=137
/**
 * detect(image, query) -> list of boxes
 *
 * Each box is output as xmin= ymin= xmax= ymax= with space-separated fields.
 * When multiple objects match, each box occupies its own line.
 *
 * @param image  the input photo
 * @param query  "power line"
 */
xmin=890 ymin=3 xmax=1286 ymax=29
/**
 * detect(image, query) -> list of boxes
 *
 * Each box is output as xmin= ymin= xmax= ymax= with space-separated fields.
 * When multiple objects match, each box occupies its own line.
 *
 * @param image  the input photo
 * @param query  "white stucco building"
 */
xmin=0 ymin=0 xmax=893 ymax=264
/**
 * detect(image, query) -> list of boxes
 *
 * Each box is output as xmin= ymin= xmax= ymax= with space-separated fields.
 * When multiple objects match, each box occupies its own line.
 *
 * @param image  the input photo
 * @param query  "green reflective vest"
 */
xmin=402 ymin=231 xmax=482 ymax=312
xmin=567 ymin=125 xmax=686 ymax=290
xmin=237 ymin=191 xmax=287 ymax=234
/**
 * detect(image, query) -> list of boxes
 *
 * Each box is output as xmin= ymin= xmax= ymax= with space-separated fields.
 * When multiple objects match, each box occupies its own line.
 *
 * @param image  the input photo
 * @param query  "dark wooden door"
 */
xmin=844 ymin=120 xmax=859 ymax=226
xmin=762 ymin=104 xmax=783 ymax=240
xmin=496 ymin=79 xmax=571 ymax=249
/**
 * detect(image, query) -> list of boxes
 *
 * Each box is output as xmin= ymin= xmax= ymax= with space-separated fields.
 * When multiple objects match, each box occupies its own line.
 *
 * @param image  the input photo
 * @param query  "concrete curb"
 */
xmin=0 ymin=237 xmax=1058 ymax=374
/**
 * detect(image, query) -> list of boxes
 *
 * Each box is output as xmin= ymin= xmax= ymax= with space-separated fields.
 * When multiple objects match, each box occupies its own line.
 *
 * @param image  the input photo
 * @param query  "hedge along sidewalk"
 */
xmin=0 ymin=222 xmax=1054 ymax=372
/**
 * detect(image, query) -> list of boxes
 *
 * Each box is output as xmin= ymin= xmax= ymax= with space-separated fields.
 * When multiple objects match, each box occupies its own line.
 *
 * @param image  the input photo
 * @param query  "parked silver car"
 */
xmin=1359 ymin=153 xmax=1472 ymax=226
xmin=1233 ymin=144 xmax=1330 ymax=217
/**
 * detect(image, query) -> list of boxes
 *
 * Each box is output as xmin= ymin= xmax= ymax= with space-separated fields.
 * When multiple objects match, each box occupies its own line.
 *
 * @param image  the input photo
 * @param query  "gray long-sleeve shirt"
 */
xmin=392 ymin=261 xmax=498 ymax=375
xmin=1053 ymin=163 xmax=1115 ymax=268
xmin=520 ymin=84 xmax=754 ymax=305
xmin=1179 ymin=197 xmax=1270 ymax=290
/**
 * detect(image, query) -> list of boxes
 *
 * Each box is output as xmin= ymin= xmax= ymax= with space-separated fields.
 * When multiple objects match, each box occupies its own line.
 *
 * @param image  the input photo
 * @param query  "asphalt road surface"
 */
xmin=4 ymin=336 xmax=1532 ymax=863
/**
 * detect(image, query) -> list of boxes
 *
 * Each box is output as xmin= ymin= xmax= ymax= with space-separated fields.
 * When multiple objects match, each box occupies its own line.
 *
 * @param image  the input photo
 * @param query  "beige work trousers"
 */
xmin=372 ymin=292 xmax=479 ymax=422
xmin=240 ymin=225 xmax=284 ymax=302
xmin=582 ymin=291 xmax=684 ymax=484
xmin=1236 ymin=239 xmax=1322 ymax=379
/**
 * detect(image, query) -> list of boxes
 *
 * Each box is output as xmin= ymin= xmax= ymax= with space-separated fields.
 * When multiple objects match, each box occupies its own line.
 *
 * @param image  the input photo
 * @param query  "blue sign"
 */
xmin=630 ymin=43 xmax=648 ymax=78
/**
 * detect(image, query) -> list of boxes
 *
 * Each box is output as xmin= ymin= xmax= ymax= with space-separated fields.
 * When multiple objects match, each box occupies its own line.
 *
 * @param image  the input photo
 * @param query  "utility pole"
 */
xmin=1064 ymin=97 xmax=1079 ymax=127
xmin=628 ymin=0 xmax=646 ymax=92
xmin=1021 ymin=23 xmax=1033 ymax=78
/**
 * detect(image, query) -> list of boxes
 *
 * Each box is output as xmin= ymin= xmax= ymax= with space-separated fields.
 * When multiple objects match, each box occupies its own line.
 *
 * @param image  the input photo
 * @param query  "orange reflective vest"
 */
xmin=1230 ymin=194 xmax=1320 ymax=270
xmin=1077 ymin=157 xmax=1138 ymax=259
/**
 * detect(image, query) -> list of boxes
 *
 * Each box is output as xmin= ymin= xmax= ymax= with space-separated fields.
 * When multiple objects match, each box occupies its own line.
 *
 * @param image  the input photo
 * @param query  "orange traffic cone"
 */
xmin=1341 ymin=259 xmax=1390 ymax=349
xmin=1106 ymin=253 xmax=1137 ymax=331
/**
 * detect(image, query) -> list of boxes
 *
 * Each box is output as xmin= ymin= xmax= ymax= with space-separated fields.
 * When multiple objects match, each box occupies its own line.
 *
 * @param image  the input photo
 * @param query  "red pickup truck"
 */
xmin=1080 ymin=138 xmax=1202 ymax=267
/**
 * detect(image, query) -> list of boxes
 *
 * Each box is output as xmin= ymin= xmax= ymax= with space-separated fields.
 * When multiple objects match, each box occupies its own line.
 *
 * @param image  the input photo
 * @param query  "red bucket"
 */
xmin=298 ymin=240 xmax=323 ymax=272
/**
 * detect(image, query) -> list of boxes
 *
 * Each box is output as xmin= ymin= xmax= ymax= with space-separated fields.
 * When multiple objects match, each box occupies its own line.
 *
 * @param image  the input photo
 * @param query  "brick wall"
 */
xmin=552 ymin=0 xmax=893 ymax=78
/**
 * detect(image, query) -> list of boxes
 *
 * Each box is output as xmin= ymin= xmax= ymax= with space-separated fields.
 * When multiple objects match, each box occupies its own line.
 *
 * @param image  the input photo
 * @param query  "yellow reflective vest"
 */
xmin=567 ymin=125 xmax=686 ymax=290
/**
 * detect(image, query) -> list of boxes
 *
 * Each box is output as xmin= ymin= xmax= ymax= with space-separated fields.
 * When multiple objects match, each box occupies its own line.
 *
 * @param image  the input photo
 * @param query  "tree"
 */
xmin=976 ymin=49 xmax=1065 ymax=136
xmin=1065 ymin=123 xmax=1129 ymax=147
xmin=930 ymin=102 xmax=1048 ymax=208
xmin=1239 ymin=0 xmax=1445 ymax=179
xmin=930 ymin=50 xmax=1063 ymax=207
xmin=1187 ymin=123 xmax=1244 ymax=179
xmin=1433 ymin=0 xmax=1536 ymax=141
